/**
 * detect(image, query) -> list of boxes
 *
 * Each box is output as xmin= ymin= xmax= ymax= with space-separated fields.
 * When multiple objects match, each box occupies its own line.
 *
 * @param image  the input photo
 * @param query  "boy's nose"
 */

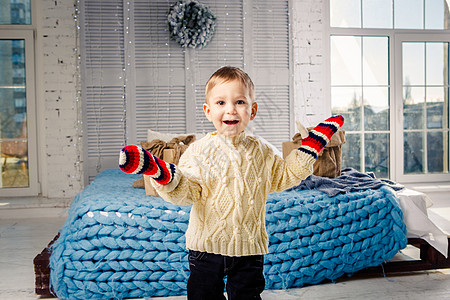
xmin=226 ymin=103 xmax=237 ymax=114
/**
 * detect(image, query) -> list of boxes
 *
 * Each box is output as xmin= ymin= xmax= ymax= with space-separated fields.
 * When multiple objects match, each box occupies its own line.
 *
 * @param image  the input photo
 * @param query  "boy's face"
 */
xmin=203 ymin=80 xmax=257 ymax=137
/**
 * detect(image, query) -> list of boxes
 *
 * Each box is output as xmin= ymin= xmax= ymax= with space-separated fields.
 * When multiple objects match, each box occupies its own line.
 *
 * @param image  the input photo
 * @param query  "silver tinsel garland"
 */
xmin=167 ymin=0 xmax=216 ymax=49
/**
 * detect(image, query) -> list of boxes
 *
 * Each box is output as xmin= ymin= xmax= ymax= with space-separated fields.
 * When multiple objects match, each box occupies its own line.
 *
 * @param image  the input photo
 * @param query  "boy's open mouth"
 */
xmin=223 ymin=120 xmax=239 ymax=125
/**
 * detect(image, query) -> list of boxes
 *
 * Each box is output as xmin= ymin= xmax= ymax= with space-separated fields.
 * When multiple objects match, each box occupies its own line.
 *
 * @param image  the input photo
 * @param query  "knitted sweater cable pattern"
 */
xmin=151 ymin=132 xmax=315 ymax=257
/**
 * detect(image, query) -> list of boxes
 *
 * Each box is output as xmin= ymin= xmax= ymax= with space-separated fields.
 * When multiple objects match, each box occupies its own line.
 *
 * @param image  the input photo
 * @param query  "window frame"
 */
xmin=328 ymin=33 xmax=393 ymax=178
xmin=325 ymin=1 xmax=450 ymax=183
xmin=394 ymin=33 xmax=450 ymax=183
xmin=0 ymin=29 xmax=39 ymax=196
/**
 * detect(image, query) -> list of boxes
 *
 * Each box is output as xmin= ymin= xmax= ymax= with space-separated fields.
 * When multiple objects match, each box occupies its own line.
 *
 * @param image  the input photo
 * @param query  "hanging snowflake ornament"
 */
xmin=167 ymin=0 xmax=216 ymax=49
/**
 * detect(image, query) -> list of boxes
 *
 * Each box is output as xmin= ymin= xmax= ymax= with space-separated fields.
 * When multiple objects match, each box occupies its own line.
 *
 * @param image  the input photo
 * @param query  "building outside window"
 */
xmin=0 ymin=0 xmax=38 ymax=196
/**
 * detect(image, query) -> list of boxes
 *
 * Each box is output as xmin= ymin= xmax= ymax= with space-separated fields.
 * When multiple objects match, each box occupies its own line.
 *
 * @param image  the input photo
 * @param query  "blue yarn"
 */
xmin=50 ymin=169 xmax=407 ymax=299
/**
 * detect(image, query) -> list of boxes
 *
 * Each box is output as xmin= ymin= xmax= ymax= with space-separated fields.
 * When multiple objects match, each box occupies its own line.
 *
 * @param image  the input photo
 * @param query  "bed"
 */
xmin=34 ymin=167 xmax=449 ymax=299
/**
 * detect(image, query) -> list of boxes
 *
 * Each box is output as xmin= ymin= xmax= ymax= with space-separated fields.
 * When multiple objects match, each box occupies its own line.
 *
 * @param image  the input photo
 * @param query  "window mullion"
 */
xmin=360 ymin=36 xmax=365 ymax=172
xmin=360 ymin=0 xmax=363 ymax=29
xmin=423 ymin=42 xmax=428 ymax=173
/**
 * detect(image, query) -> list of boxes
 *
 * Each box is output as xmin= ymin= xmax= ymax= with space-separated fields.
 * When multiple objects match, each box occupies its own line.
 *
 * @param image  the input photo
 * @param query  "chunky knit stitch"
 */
xmin=153 ymin=131 xmax=315 ymax=257
xmin=49 ymin=169 xmax=407 ymax=299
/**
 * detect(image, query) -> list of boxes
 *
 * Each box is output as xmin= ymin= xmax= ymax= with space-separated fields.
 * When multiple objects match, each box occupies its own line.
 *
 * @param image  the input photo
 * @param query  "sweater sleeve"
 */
xmin=269 ymin=149 xmax=315 ymax=193
xmin=150 ymin=146 xmax=203 ymax=206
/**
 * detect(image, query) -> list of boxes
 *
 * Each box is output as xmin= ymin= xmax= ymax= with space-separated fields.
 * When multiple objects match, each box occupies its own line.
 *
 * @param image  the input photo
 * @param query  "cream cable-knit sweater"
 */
xmin=152 ymin=131 xmax=314 ymax=257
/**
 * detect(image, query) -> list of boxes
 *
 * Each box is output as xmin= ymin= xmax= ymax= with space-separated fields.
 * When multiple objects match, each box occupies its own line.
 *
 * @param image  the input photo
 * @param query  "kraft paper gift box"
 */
xmin=144 ymin=149 xmax=177 ymax=196
xmin=282 ymin=130 xmax=345 ymax=178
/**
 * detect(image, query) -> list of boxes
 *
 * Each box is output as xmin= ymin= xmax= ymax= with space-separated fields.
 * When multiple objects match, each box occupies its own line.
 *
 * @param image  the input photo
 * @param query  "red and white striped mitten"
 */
xmin=299 ymin=115 xmax=344 ymax=160
xmin=119 ymin=145 xmax=176 ymax=185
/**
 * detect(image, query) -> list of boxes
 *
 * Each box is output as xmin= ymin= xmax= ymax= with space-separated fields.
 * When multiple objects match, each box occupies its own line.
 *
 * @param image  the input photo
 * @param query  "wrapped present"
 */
xmin=282 ymin=133 xmax=302 ymax=159
xmin=144 ymin=149 xmax=177 ymax=196
xmin=134 ymin=135 xmax=195 ymax=196
xmin=282 ymin=129 xmax=345 ymax=178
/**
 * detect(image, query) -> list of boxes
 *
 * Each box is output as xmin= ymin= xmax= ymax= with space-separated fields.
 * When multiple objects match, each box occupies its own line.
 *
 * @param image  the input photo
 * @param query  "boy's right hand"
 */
xmin=119 ymin=145 xmax=176 ymax=185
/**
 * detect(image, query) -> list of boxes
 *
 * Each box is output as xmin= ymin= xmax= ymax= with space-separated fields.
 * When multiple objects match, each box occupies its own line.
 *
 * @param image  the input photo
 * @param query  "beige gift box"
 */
xmin=282 ymin=130 xmax=346 ymax=178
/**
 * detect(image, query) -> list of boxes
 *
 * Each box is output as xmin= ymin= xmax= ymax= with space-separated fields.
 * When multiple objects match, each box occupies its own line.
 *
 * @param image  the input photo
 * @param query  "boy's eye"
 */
xmin=236 ymin=100 xmax=246 ymax=105
xmin=217 ymin=101 xmax=225 ymax=105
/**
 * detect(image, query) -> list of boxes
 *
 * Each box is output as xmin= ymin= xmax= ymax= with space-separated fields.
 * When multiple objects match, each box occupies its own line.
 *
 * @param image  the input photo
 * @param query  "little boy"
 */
xmin=119 ymin=66 xmax=344 ymax=299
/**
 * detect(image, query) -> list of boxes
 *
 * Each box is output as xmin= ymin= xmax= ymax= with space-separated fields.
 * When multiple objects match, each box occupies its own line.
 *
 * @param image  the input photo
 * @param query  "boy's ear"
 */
xmin=250 ymin=102 xmax=258 ymax=120
xmin=203 ymin=103 xmax=212 ymax=122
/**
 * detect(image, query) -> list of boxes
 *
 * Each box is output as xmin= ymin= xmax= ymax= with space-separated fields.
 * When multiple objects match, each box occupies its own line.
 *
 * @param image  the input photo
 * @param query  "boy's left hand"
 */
xmin=119 ymin=145 xmax=176 ymax=185
xmin=298 ymin=115 xmax=344 ymax=159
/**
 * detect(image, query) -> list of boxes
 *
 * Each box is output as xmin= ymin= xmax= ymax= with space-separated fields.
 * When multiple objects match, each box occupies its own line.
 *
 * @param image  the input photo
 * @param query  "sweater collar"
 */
xmin=211 ymin=131 xmax=246 ymax=147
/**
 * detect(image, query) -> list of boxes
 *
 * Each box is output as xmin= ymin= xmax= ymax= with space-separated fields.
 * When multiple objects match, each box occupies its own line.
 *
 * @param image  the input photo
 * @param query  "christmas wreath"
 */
xmin=167 ymin=0 xmax=216 ymax=49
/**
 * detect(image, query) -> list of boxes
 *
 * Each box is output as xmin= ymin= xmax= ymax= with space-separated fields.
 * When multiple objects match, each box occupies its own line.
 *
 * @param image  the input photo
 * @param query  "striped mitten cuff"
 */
xmin=299 ymin=115 xmax=344 ymax=160
xmin=119 ymin=145 xmax=176 ymax=185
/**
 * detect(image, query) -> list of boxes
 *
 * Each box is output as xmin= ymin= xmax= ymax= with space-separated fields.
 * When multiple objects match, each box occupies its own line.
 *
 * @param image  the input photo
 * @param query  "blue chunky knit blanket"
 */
xmin=50 ymin=169 xmax=407 ymax=299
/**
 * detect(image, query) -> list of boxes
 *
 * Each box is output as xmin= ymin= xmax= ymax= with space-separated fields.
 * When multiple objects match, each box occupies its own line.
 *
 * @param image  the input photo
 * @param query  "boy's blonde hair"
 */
xmin=205 ymin=66 xmax=255 ymax=102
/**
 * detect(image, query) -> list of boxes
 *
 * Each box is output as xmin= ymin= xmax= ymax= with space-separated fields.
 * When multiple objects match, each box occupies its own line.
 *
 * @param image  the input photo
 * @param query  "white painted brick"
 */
xmin=292 ymin=0 xmax=327 ymax=126
xmin=38 ymin=0 xmax=82 ymax=199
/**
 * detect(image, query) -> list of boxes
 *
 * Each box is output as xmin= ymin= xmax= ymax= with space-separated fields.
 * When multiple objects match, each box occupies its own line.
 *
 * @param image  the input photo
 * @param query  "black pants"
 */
xmin=187 ymin=250 xmax=265 ymax=300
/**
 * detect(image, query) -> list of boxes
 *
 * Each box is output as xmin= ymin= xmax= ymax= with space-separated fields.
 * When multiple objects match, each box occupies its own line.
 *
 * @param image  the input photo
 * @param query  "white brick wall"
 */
xmin=291 ymin=0 xmax=329 ymax=128
xmin=34 ymin=0 xmax=326 ymax=199
xmin=37 ymin=0 xmax=83 ymax=199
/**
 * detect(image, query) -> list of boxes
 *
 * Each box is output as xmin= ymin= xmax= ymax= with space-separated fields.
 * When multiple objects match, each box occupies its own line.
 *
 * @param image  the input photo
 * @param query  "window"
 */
xmin=397 ymin=37 xmax=449 ymax=182
xmin=331 ymin=35 xmax=390 ymax=178
xmin=81 ymin=0 xmax=292 ymax=181
xmin=330 ymin=0 xmax=449 ymax=30
xmin=328 ymin=0 xmax=450 ymax=182
xmin=0 ymin=1 xmax=39 ymax=196
xmin=0 ymin=0 xmax=31 ymax=25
